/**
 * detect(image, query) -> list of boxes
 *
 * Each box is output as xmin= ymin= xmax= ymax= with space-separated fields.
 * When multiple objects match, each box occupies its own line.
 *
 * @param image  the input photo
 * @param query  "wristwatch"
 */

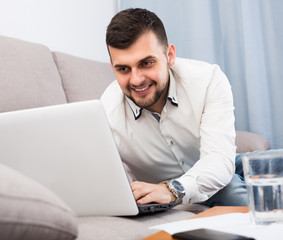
xmin=166 ymin=179 xmax=186 ymax=203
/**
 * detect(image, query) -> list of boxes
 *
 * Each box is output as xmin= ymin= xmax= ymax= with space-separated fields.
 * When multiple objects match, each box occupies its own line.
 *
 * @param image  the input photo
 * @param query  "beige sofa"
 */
xmin=0 ymin=35 xmax=270 ymax=240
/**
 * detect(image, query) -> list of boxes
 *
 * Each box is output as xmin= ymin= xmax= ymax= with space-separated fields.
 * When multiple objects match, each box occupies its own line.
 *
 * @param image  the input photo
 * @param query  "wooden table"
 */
xmin=143 ymin=206 xmax=249 ymax=240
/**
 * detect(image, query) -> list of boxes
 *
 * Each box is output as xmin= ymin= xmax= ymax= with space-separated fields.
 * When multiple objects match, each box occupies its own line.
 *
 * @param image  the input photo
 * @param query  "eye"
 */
xmin=117 ymin=67 xmax=130 ymax=73
xmin=141 ymin=61 xmax=154 ymax=68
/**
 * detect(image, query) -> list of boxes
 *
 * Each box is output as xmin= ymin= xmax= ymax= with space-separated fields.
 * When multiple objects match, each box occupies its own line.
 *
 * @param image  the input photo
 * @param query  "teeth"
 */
xmin=135 ymin=86 xmax=149 ymax=92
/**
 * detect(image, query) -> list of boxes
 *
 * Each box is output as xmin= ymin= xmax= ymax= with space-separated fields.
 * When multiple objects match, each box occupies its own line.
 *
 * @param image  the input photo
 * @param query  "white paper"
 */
xmin=150 ymin=213 xmax=283 ymax=240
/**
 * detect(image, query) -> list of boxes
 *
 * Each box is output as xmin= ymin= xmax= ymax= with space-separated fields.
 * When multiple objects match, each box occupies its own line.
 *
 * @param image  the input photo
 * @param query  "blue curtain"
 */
xmin=120 ymin=0 xmax=283 ymax=149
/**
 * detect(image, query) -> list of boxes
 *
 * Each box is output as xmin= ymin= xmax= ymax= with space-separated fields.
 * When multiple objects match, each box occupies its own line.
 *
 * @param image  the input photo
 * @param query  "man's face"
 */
xmin=108 ymin=31 xmax=175 ymax=113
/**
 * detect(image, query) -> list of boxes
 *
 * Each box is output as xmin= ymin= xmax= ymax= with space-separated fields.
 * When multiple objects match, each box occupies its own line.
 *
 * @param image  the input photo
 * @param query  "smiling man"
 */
xmin=101 ymin=8 xmax=248 ymax=207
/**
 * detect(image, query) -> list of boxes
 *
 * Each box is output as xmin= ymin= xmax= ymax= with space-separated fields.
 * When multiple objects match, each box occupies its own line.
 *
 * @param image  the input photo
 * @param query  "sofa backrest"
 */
xmin=0 ymin=35 xmax=115 ymax=113
xmin=0 ymin=35 xmax=67 ymax=113
xmin=53 ymin=52 xmax=115 ymax=103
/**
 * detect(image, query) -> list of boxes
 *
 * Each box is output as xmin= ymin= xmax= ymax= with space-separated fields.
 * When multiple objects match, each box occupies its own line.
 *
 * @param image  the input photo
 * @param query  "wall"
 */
xmin=0 ymin=0 xmax=118 ymax=62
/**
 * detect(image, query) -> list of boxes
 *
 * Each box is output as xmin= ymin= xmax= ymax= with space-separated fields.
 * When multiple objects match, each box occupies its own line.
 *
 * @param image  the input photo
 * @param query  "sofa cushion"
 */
xmin=53 ymin=52 xmax=115 ymax=102
xmin=77 ymin=208 xmax=195 ymax=240
xmin=235 ymin=130 xmax=270 ymax=153
xmin=0 ymin=163 xmax=78 ymax=240
xmin=0 ymin=35 xmax=67 ymax=113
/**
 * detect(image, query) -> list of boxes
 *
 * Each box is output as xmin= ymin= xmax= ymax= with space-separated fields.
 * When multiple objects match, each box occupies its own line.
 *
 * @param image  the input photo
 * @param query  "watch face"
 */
xmin=172 ymin=180 xmax=184 ymax=192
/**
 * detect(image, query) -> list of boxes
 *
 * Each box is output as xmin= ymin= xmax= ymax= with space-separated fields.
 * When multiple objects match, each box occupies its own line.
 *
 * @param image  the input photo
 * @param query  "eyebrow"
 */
xmin=113 ymin=55 xmax=156 ymax=69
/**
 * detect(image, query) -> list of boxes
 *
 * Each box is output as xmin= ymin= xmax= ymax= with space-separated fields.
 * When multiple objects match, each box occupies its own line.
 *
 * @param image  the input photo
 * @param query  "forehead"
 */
xmin=109 ymin=31 xmax=166 ymax=66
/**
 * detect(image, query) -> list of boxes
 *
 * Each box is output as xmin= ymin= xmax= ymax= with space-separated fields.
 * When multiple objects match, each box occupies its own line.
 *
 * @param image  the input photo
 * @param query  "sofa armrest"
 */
xmin=235 ymin=130 xmax=270 ymax=153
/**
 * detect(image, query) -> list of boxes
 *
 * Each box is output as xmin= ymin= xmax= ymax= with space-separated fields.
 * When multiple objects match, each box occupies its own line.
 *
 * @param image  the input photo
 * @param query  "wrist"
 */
xmin=165 ymin=179 xmax=186 ymax=204
xmin=160 ymin=182 xmax=176 ymax=202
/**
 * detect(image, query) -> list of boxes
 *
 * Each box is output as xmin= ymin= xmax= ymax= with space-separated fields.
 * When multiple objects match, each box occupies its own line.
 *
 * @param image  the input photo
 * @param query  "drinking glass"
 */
xmin=242 ymin=149 xmax=283 ymax=224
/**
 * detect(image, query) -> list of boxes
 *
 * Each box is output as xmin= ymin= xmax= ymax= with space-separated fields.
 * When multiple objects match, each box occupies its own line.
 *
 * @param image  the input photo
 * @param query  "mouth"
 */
xmin=132 ymin=84 xmax=152 ymax=96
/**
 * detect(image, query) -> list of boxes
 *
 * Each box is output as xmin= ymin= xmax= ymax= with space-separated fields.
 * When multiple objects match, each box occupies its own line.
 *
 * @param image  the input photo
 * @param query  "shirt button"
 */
xmin=170 ymin=140 xmax=174 ymax=146
xmin=181 ymin=160 xmax=184 ymax=165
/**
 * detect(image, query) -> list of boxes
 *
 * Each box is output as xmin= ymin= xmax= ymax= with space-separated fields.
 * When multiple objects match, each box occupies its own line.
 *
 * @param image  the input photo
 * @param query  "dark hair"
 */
xmin=106 ymin=8 xmax=168 ymax=50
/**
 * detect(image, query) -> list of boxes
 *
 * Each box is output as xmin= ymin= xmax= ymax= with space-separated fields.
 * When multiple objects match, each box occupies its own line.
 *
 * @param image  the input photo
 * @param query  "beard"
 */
xmin=126 ymin=78 xmax=169 ymax=110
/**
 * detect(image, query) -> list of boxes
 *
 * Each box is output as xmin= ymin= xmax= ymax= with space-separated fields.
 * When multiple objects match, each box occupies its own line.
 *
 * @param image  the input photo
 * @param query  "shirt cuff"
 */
xmin=177 ymin=175 xmax=210 ymax=205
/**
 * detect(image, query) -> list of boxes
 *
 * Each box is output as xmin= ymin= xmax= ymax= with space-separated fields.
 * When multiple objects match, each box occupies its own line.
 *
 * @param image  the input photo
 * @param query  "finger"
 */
xmin=130 ymin=181 xmax=142 ymax=191
xmin=136 ymin=194 xmax=154 ymax=205
xmin=137 ymin=185 xmax=173 ymax=204
xmin=130 ymin=181 xmax=152 ymax=200
xmin=130 ymin=182 xmax=175 ymax=204
xmin=137 ymin=190 xmax=170 ymax=205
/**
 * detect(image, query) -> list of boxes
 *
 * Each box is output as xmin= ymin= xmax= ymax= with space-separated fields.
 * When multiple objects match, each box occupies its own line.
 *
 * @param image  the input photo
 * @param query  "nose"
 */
xmin=130 ymin=68 xmax=145 ymax=87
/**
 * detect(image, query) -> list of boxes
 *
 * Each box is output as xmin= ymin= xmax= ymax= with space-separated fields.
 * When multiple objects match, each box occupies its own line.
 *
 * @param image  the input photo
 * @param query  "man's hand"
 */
xmin=130 ymin=181 xmax=176 ymax=205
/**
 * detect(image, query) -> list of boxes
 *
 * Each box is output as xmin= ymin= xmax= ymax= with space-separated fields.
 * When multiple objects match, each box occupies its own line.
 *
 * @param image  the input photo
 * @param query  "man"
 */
xmin=101 ymin=8 xmax=247 ymax=207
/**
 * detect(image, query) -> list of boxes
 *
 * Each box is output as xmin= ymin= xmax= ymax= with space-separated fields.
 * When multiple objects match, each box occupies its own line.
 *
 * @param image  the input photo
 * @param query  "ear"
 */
xmin=167 ymin=44 xmax=176 ymax=67
xmin=110 ymin=58 xmax=113 ymax=69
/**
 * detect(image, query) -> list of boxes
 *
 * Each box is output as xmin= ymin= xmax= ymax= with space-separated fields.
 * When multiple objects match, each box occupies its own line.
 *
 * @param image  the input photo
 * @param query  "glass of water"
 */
xmin=242 ymin=149 xmax=283 ymax=225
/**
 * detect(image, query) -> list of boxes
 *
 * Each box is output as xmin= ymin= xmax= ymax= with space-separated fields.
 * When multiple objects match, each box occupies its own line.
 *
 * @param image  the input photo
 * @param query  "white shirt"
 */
xmin=100 ymin=58 xmax=236 ymax=205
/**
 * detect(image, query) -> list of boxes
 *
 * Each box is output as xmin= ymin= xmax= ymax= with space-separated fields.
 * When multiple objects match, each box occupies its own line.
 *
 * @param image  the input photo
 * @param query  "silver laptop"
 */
xmin=0 ymin=100 xmax=177 ymax=216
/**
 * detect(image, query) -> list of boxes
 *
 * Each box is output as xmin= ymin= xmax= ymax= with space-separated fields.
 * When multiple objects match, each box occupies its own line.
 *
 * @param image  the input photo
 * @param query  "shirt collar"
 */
xmin=126 ymin=69 xmax=179 ymax=120
xmin=167 ymin=69 xmax=179 ymax=107
xmin=125 ymin=96 xmax=143 ymax=120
